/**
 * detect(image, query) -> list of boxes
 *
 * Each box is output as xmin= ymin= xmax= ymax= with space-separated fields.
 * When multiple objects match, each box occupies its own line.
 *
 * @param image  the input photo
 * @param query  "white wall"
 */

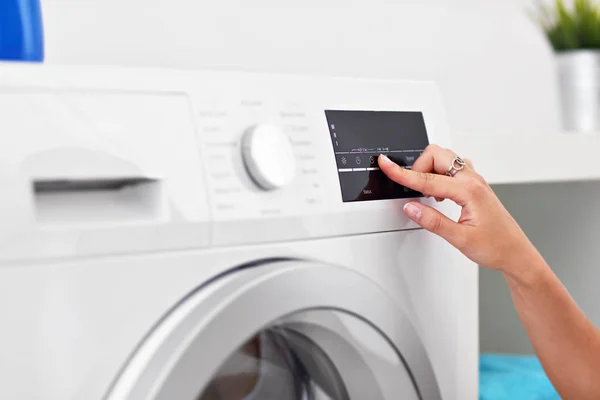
xmin=41 ymin=0 xmax=561 ymax=138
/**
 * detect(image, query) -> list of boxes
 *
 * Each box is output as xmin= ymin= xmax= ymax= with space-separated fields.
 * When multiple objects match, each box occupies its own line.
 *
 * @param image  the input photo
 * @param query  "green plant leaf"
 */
xmin=534 ymin=0 xmax=600 ymax=51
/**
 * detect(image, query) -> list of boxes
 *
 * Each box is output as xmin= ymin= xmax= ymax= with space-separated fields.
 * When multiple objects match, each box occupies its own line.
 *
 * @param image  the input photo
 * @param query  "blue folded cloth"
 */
xmin=480 ymin=354 xmax=560 ymax=400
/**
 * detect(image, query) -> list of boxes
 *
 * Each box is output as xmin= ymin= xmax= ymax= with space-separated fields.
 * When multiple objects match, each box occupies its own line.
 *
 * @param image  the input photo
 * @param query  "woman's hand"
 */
xmin=383 ymin=145 xmax=600 ymax=400
xmin=378 ymin=145 xmax=541 ymax=279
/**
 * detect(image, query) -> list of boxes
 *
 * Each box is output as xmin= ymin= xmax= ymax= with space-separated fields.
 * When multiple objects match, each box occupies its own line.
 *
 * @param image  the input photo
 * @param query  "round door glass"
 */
xmin=197 ymin=310 xmax=420 ymax=400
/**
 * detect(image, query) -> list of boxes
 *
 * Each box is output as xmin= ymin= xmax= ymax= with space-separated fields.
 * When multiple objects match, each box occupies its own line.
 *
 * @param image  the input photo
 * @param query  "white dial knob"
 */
xmin=241 ymin=124 xmax=296 ymax=191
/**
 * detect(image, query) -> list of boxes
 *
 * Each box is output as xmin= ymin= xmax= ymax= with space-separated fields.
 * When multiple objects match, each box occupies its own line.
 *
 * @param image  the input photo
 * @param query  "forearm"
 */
xmin=503 ymin=250 xmax=600 ymax=400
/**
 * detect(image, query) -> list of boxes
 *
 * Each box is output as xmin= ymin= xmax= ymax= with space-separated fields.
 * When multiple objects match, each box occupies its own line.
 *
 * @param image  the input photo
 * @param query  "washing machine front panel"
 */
xmin=0 ymin=64 xmax=453 ymax=262
xmin=0 ymin=65 xmax=476 ymax=400
xmin=106 ymin=261 xmax=440 ymax=400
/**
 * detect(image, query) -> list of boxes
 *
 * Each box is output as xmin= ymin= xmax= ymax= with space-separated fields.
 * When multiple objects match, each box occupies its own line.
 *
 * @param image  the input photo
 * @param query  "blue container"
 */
xmin=0 ymin=0 xmax=44 ymax=61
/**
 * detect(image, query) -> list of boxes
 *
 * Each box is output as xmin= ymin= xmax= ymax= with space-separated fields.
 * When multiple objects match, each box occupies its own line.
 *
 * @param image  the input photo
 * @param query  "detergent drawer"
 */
xmin=0 ymin=88 xmax=210 ymax=262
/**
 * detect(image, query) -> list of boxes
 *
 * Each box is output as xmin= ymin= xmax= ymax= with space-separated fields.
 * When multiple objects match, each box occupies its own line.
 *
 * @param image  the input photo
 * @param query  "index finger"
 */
xmin=378 ymin=154 xmax=467 ymax=206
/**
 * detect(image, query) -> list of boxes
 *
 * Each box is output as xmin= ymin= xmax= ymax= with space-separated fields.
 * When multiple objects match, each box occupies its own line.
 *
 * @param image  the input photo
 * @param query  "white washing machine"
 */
xmin=0 ymin=64 xmax=478 ymax=400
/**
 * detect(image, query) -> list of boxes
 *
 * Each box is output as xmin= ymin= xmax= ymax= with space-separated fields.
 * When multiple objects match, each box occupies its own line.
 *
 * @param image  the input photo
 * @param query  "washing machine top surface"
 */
xmin=0 ymin=63 xmax=453 ymax=264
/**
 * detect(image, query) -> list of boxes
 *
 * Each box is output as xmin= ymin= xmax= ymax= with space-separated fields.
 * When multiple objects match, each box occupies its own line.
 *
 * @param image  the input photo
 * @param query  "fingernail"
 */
xmin=403 ymin=202 xmax=422 ymax=220
xmin=378 ymin=154 xmax=392 ymax=166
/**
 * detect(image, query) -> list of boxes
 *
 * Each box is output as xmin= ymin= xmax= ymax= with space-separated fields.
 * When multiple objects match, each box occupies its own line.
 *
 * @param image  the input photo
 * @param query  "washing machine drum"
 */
xmin=106 ymin=260 xmax=441 ymax=400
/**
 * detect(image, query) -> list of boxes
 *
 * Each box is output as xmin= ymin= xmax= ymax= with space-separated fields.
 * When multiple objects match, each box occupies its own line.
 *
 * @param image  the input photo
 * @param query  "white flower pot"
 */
xmin=557 ymin=50 xmax=600 ymax=133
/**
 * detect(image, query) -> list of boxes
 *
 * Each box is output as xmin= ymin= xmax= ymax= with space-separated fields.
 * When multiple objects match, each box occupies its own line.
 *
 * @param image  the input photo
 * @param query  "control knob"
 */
xmin=241 ymin=125 xmax=296 ymax=190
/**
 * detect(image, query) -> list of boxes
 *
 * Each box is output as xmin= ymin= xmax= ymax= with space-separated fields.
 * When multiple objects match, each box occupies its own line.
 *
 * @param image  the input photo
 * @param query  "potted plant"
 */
xmin=535 ymin=0 xmax=600 ymax=133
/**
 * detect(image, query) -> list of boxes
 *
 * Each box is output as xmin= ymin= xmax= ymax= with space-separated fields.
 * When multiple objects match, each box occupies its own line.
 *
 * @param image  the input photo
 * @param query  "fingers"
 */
xmin=412 ymin=144 xmax=475 ymax=175
xmin=403 ymin=202 xmax=467 ymax=248
xmin=412 ymin=144 xmax=457 ymax=175
xmin=378 ymin=154 xmax=467 ymax=205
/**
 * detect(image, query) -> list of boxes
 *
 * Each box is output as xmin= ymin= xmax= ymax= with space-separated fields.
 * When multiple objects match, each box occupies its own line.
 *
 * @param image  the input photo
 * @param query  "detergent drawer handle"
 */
xmin=33 ymin=177 xmax=156 ymax=193
xmin=31 ymin=176 xmax=165 ymax=225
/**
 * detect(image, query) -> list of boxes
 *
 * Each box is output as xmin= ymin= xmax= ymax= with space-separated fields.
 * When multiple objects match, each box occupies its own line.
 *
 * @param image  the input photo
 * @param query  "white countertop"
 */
xmin=453 ymin=133 xmax=600 ymax=185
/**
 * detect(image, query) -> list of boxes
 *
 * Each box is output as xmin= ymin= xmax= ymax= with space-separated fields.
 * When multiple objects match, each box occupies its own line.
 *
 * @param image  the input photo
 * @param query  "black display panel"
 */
xmin=325 ymin=110 xmax=429 ymax=202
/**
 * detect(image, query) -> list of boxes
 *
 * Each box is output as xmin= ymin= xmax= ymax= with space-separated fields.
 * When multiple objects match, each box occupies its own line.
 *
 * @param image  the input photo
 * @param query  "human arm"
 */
xmin=378 ymin=147 xmax=600 ymax=400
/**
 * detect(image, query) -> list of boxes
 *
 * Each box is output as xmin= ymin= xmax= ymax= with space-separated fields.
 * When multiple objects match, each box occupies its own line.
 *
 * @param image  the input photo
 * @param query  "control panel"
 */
xmin=0 ymin=64 xmax=453 ymax=260
xmin=191 ymin=90 xmax=326 ymax=224
xmin=184 ymin=72 xmax=453 ymax=244
xmin=325 ymin=110 xmax=428 ymax=202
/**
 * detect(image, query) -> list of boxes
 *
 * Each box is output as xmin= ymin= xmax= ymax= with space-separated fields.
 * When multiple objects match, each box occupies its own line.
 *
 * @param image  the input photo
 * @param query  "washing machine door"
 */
xmin=106 ymin=260 xmax=441 ymax=400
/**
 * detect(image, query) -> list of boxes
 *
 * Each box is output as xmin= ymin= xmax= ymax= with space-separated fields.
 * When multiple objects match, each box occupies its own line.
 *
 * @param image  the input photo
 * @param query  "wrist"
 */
xmin=500 ymin=245 xmax=550 ymax=288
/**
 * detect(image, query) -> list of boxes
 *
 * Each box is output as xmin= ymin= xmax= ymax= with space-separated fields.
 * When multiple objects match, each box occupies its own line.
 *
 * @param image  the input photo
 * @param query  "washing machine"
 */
xmin=0 ymin=64 xmax=478 ymax=400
